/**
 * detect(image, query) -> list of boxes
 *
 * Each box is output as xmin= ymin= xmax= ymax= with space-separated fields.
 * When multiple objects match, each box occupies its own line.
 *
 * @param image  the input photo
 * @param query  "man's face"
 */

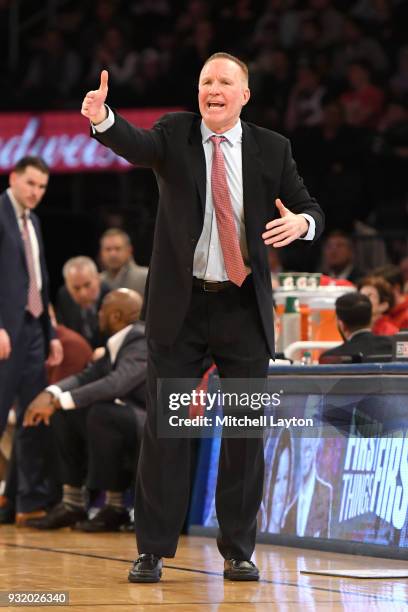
xmin=324 ymin=237 xmax=352 ymax=268
xmin=9 ymin=166 xmax=49 ymax=211
xmin=100 ymin=235 xmax=131 ymax=272
xmin=198 ymin=58 xmax=250 ymax=133
xmin=65 ymin=268 xmax=100 ymax=308
xmin=301 ymin=437 xmax=319 ymax=480
xmin=360 ymin=285 xmax=385 ymax=317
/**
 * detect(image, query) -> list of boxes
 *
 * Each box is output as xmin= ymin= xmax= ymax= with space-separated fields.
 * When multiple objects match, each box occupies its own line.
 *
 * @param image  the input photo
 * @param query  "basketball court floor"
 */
xmin=1 ymin=527 xmax=408 ymax=610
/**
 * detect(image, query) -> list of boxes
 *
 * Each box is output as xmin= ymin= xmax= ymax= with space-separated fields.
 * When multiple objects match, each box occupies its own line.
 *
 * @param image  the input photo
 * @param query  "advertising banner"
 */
xmin=0 ymin=109 xmax=180 ymax=173
xmin=196 ymin=368 xmax=408 ymax=552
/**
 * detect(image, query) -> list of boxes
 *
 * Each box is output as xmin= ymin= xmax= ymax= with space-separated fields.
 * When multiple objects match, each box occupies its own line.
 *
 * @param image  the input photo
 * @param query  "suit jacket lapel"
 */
xmin=188 ymin=118 xmax=206 ymax=214
xmin=241 ymin=121 xmax=264 ymax=234
xmin=3 ymin=193 xmax=28 ymax=272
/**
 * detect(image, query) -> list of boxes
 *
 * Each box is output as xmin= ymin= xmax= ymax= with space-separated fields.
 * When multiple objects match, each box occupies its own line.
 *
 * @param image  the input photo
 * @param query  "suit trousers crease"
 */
xmin=134 ymin=277 xmax=269 ymax=559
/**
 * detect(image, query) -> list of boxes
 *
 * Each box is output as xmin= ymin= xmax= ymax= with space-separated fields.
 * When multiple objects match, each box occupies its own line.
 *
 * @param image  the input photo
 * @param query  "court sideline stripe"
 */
xmin=4 ymin=542 xmax=407 ymax=605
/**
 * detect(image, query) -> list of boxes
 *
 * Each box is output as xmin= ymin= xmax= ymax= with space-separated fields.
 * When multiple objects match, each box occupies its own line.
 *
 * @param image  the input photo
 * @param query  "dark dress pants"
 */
xmin=135 ymin=276 xmax=270 ymax=559
xmin=0 ymin=314 xmax=49 ymax=512
xmin=51 ymin=402 xmax=145 ymax=491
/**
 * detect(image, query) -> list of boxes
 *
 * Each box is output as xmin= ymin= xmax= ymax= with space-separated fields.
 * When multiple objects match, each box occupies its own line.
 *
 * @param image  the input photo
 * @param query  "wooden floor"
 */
xmin=1 ymin=527 xmax=408 ymax=611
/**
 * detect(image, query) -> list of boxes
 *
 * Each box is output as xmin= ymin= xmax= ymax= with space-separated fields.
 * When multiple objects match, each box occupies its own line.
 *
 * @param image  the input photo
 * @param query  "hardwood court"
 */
xmin=1 ymin=527 xmax=407 ymax=611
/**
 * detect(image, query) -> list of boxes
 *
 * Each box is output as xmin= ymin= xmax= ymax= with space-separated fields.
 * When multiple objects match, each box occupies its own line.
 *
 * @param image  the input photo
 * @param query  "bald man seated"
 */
xmin=23 ymin=289 xmax=147 ymax=532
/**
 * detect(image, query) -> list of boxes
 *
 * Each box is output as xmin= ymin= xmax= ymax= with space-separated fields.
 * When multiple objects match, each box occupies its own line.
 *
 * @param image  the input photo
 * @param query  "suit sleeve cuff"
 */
xmin=299 ymin=214 xmax=316 ymax=241
xmin=91 ymin=105 xmax=114 ymax=133
xmin=45 ymin=385 xmax=76 ymax=410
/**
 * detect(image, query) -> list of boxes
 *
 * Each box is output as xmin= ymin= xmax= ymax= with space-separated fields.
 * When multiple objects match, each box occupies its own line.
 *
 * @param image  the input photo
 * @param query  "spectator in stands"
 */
xmin=391 ymin=45 xmax=408 ymax=99
xmin=332 ymin=16 xmax=388 ymax=77
xmin=99 ymin=228 xmax=148 ymax=296
xmin=23 ymin=289 xmax=147 ymax=531
xmin=307 ymin=0 xmax=344 ymax=49
xmin=358 ymin=276 xmax=399 ymax=335
xmin=340 ymin=61 xmax=384 ymax=128
xmin=319 ymin=292 xmax=392 ymax=362
xmin=56 ymin=256 xmax=110 ymax=348
xmin=19 ymin=29 xmax=81 ymax=109
xmin=285 ymin=65 xmax=326 ymax=132
xmin=373 ymin=265 xmax=408 ymax=330
xmin=86 ymin=27 xmax=138 ymax=105
xmin=321 ymin=230 xmax=364 ymax=284
xmin=400 ymin=256 xmax=408 ymax=293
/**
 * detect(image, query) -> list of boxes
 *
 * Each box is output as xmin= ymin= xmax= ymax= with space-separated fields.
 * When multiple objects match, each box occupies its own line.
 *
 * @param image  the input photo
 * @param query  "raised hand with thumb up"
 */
xmin=81 ymin=70 xmax=109 ymax=125
xmin=262 ymin=198 xmax=309 ymax=248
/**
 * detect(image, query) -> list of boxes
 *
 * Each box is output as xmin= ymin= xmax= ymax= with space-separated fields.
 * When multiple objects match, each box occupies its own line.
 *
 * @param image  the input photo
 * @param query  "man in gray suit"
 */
xmin=99 ymin=228 xmax=148 ymax=296
xmin=23 ymin=289 xmax=147 ymax=531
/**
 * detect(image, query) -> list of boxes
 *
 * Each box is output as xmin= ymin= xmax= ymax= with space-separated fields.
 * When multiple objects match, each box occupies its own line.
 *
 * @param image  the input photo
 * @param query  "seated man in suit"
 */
xmin=319 ymin=292 xmax=392 ymax=362
xmin=56 ymin=256 xmax=110 ymax=348
xmin=99 ymin=228 xmax=148 ymax=296
xmin=23 ymin=289 xmax=147 ymax=531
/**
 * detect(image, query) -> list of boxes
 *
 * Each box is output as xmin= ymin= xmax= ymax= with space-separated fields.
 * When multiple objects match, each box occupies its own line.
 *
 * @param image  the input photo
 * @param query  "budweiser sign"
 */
xmin=0 ymin=109 xmax=181 ymax=173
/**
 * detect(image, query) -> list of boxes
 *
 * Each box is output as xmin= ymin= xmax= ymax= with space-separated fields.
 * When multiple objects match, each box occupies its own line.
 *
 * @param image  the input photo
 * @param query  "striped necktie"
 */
xmin=21 ymin=213 xmax=43 ymax=318
xmin=210 ymin=135 xmax=247 ymax=286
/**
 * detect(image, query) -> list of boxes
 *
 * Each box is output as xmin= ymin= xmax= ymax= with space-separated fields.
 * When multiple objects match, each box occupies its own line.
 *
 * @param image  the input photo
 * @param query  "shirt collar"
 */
xmin=7 ymin=187 xmax=27 ymax=220
xmin=349 ymin=328 xmax=372 ymax=340
xmin=201 ymin=119 xmax=242 ymax=145
xmin=106 ymin=324 xmax=133 ymax=365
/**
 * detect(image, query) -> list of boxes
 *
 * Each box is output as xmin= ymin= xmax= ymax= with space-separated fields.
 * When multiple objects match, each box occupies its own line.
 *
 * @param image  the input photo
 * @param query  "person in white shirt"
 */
xmin=23 ymin=289 xmax=147 ymax=532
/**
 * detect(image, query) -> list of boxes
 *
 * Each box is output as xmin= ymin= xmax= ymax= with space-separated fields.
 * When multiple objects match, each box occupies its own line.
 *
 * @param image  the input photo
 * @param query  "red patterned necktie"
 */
xmin=210 ymin=135 xmax=247 ymax=287
xmin=21 ymin=213 xmax=43 ymax=318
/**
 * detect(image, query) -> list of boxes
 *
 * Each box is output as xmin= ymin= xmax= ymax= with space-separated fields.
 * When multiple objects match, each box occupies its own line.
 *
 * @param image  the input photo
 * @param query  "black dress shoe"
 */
xmin=224 ymin=559 xmax=260 ymax=581
xmin=120 ymin=519 xmax=135 ymax=533
xmin=25 ymin=503 xmax=87 ymax=530
xmin=128 ymin=554 xmax=163 ymax=583
xmin=74 ymin=505 xmax=130 ymax=532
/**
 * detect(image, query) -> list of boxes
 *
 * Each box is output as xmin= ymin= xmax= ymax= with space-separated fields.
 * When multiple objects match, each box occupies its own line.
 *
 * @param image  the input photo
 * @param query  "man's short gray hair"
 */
xmin=62 ymin=256 xmax=98 ymax=280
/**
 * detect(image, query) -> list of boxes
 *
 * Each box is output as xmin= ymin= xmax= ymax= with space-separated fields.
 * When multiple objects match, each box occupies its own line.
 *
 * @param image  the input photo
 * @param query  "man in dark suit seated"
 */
xmin=23 ymin=289 xmax=147 ymax=532
xmin=56 ymin=256 xmax=110 ymax=348
xmin=319 ymin=292 xmax=392 ymax=363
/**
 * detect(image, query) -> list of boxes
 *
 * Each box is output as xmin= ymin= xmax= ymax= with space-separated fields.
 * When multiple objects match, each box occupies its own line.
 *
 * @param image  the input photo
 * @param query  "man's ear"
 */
xmin=9 ymin=171 xmax=16 ymax=187
xmin=337 ymin=319 xmax=347 ymax=341
xmin=242 ymin=87 xmax=251 ymax=106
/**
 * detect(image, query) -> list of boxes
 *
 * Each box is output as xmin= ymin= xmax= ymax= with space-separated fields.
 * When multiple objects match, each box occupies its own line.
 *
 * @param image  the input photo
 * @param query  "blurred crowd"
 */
xmin=1 ymin=0 xmax=407 ymax=241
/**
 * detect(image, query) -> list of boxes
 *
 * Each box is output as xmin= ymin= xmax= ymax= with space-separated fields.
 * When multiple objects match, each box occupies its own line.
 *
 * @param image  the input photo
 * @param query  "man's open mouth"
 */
xmin=208 ymin=103 xmax=225 ymax=108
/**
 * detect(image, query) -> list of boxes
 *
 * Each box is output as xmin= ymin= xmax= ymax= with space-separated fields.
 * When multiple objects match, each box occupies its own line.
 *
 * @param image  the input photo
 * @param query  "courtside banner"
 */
xmin=0 ymin=109 xmax=180 ymax=173
xmin=191 ymin=365 xmax=408 ymax=553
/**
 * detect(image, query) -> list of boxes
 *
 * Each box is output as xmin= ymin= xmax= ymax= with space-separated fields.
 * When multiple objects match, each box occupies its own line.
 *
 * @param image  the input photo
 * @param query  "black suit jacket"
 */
xmin=56 ymin=282 xmax=110 ymax=348
xmin=0 ymin=191 xmax=53 ymax=348
xmin=320 ymin=331 xmax=392 ymax=362
xmin=94 ymin=112 xmax=324 ymax=355
xmin=56 ymin=322 xmax=147 ymax=409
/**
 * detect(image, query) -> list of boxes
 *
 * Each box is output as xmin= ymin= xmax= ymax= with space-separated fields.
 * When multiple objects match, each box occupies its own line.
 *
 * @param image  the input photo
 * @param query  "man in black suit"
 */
xmin=56 ymin=256 xmax=110 ymax=348
xmin=81 ymin=52 xmax=324 ymax=582
xmin=24 ymin=289 xmax=146 ymax=532
xmin=0 ymin=156 xmax=63 ymax=522
xmin=319 ymin=292 xmax=393 ymax=362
